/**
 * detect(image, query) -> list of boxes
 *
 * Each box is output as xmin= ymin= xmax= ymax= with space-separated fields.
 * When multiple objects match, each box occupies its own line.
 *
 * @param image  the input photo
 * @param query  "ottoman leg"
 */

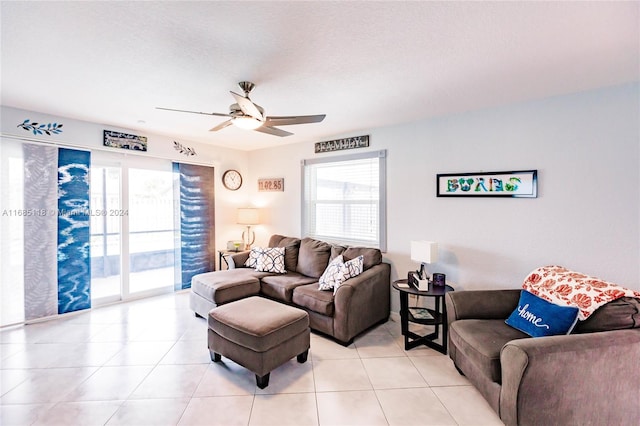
xmin=256 ymin=373 xmax=270 ymax=389
xmin=297 ymin=349 xmax=309 ymax=363
xmin=211 ymin=351 xmax=221 ymax=362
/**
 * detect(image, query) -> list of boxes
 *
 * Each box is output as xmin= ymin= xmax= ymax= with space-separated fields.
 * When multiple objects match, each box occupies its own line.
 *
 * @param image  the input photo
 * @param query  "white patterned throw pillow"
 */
xmin=342 ymin=255 xmax=364 ymax=279
xmin=319 ymin=255 xmax=345 ymax=291
xmin=334 ymin=255 xmax=364 ymax=294
xmin=244 ymin=247 xmax=262 ymax=268
xmin=255 ymin=247 xmax=286 ymax=273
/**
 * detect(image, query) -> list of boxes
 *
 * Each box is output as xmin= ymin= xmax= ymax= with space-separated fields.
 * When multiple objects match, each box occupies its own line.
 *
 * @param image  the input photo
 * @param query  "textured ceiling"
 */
xmin=1 ymin=1 xmax=638 ymax=151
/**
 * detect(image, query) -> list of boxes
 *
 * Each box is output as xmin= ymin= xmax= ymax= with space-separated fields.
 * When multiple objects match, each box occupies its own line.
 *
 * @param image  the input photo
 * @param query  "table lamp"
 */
xmin=237 ymin=208 xmax=259 ymax=250
xmin=410 ymin=240 xmax=438 ymax=282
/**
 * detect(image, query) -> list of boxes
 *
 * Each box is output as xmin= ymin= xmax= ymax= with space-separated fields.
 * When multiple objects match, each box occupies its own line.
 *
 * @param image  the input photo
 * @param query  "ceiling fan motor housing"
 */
xmin=238 ymin=81 xmax=255 ymax=96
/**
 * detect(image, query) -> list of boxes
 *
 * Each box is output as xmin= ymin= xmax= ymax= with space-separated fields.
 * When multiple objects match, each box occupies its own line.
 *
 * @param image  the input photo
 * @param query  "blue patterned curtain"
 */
xmin=173 ymin=163 xmax=215 ymax=290
xmin=57 ymin=148 xmax=91 ymax=314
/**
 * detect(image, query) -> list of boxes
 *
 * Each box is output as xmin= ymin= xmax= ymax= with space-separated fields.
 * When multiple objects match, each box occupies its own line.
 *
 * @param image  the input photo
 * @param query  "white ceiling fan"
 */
xmin=157 ymin=81 xmax=326 ymax=137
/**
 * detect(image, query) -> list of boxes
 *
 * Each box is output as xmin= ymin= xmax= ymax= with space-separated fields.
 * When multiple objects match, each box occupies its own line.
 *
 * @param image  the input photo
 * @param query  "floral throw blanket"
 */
xmin=522 ymin=265 xmax=640 ymax=320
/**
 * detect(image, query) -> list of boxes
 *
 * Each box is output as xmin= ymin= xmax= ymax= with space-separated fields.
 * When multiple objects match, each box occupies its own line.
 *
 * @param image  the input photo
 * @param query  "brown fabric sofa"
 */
xmin=190 ymin=234 xmax=391 ymax=345
xmin=446 ymin=289 xmax=640 ymax=426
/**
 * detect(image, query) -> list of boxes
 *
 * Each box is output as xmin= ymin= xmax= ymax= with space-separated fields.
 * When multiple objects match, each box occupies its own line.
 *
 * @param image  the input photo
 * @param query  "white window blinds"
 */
xmin=302 ymin=150 xmax=386 ymax=251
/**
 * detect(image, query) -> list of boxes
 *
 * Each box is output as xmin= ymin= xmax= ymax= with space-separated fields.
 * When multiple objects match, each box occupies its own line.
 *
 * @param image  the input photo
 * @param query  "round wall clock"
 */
xmin=222 ymin=169 xmax=243 ymax=191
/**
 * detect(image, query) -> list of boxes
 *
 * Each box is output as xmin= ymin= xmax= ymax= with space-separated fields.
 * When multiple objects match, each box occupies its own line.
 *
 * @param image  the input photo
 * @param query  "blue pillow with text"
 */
xmin=505 ymin=291 xmax=579 ymax=338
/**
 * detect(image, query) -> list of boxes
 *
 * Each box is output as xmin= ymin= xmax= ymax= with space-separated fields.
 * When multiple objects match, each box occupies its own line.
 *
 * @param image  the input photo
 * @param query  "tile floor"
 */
xmin=0 ymin=291 xmax=503 ymax=426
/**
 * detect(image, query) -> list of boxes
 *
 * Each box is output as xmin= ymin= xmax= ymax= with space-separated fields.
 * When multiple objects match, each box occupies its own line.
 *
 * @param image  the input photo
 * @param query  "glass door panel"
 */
xmin=90 ymin=165 xmax=122 ymax=303
xmin=128 ymin=167 xmax=175 ymax=294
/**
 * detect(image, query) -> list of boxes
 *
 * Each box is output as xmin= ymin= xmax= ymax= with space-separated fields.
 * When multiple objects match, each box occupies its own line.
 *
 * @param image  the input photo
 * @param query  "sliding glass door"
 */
xmin=90 ymin=155 xmax=176 ymax=305
xmin=90 ymin=165 xmax=122 ymax=302
xmin=128 ymin=166 xmax=175 ymax=295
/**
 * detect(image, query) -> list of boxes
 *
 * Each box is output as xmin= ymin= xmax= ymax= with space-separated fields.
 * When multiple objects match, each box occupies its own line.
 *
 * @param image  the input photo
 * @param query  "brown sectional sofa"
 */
xmin=446 ymin=289 xmax=640 ymax=426
xmin=190 ymin=234 xmax=391 ymax=344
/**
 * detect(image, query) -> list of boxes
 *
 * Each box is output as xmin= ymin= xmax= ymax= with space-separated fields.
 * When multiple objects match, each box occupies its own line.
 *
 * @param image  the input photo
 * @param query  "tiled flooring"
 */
xmin=0 ymin=291 xmax=503 ymax=425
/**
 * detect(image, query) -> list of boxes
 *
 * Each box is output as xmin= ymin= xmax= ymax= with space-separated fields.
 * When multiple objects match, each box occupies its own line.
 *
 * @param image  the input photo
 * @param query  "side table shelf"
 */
xmin=407 ymin=307 xmax=441 ymax=324
xmin=392 ymin=279 xmax=454 ymax=354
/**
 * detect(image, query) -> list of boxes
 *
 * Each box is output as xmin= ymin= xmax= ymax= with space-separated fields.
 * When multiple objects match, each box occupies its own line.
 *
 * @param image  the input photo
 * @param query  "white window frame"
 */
xmin=301 ymin=149 xmax=387 ymax=251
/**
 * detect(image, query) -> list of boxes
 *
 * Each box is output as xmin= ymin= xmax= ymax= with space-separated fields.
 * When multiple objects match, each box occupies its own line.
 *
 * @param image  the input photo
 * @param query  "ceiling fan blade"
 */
xmin=230 ymin=91 xmax=264 ymax=121
xmin=254 ymin=126 xmax=293 ymax=137
xmin=264 ymin=114 xmax=326 ymax=126
xmin=209 ymin=120 xmax=233 ymax=132
xmin=156 ymin=107 xmax=231 ymax=118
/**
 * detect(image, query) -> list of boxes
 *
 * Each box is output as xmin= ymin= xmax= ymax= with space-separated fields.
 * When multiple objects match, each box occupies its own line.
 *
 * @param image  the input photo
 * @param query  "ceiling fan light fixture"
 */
xmin=158 ymin=81 xmax=326 ymax=137
xmin=233 ymin=116 xmax=263 ymax=130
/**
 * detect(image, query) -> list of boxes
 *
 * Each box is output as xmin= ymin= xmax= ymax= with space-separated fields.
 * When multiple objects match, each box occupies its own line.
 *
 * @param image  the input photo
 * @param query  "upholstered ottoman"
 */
xmin=208 ymin=296 xmax=310 ymax=389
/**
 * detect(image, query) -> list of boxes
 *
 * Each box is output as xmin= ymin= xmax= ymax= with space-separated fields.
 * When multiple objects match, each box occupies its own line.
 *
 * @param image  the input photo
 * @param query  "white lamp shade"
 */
xmin=237 ymin=208 xmax=259 ymax=225
xmin=411 ymin=241 xmax=438 ymax=264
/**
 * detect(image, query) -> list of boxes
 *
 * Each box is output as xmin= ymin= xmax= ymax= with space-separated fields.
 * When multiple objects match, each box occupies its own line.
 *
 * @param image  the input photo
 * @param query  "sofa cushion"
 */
xmin=450 ymin=319 xmax=528 ymax=384
xmin=505 ymin=290 xmax=579 ymax=337
xmin=573 ymin=297 xmax=640 ymax=333
xmin=331 ymin=245 xmax=382 ymax=271
xmin=191 ymin=269 xmax=264 ymax=305
xmin=260 ymin=273 xmax=318 ymax=303
xmin=330 ymin=244 xmax=347 ymax=260
xmin=269 ymin=234 xmax=301 ymax=272
xmin=293 ymin=283 xmax=335 ymax=316
xmin=296 ymin=237 xmax=332 ymax=278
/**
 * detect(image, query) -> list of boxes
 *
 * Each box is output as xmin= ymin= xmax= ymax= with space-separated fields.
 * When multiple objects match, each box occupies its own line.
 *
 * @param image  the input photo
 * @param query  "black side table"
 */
xmin=392 ymin=279 xmax=454 ymax=354
xmin=217 ymin=250 xmax=241 ymax=270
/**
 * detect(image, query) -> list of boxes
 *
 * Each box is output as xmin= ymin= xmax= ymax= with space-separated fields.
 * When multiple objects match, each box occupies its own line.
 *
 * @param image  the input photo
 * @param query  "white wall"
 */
xmin=247 ymin=83 xmax=640 ymax=312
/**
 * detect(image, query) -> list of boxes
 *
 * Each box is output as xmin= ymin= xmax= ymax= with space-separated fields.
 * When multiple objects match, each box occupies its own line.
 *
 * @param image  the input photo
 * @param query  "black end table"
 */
xmin=392 ymin=279 xmax=454 ymax=354
xmin=217 ymin=250 xmax=241 ymax=270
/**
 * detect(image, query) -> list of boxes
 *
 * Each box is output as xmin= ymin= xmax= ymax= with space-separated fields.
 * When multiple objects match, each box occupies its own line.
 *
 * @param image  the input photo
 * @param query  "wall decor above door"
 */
xmin=103 ymin=130 xmax=147 ymax=151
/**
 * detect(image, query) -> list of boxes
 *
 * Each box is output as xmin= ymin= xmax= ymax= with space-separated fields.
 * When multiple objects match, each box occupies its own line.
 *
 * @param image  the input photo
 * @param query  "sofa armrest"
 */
xmin=446 ymin=289 xmax=521 ymax=325
xmin=332 ymin=263 xmax=391 ymax=343
xmin=500 ymin=329 xmax=640 ymax=426
xmin=227 ymin=251 xmax=250 ymax=269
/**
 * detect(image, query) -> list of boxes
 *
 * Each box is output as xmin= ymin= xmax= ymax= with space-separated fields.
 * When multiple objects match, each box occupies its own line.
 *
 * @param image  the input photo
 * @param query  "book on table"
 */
xmin=408 ymin=307 xmax=434 ymax=320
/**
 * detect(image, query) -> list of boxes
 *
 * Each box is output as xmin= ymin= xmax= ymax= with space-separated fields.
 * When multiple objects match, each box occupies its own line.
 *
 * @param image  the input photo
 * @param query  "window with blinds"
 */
xmin=302 ymin=150 xmax=386 ymax=251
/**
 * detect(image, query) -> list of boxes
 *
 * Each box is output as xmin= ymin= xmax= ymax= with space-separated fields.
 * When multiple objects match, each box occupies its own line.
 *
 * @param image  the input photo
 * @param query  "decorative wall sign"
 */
xmin=437 ymin=170 xmax=538 ymax=198
xmin=103 ymin=130 xmax=147 ymax=151
xmin=17 ymin=119 xmax=63 ymax=136
xmin=258 ymin=178 xmax=284 ymax=192
xmin=173 ymin=140 xmax=196 ymax=156
xmin=315 ymin=135 xmax=369 ymax=153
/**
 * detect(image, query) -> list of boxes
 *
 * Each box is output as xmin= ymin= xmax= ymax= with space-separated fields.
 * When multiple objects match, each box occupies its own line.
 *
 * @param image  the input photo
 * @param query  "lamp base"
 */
xmin=418 ymin=263 xmax=430 ymax=281
xmin=242 ymin=226 xmax=255 ymax=250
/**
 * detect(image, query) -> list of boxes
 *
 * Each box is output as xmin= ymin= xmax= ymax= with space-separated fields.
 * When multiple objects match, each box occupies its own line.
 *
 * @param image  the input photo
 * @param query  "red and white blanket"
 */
xmin=522 ymin=265 xmax=640 ymax=320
